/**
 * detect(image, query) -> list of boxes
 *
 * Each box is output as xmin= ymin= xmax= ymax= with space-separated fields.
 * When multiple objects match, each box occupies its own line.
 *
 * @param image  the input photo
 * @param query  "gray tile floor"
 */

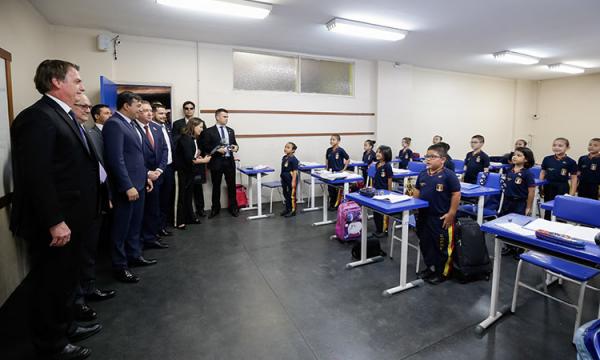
xmin=1 ymin=200 xmax=591 ymax=359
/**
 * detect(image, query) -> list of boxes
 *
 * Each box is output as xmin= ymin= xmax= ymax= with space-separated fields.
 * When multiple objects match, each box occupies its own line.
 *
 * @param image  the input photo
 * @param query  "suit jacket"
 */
xmin=87 ymin=124 xmax=112 ymax=206
xmin=103 ymin=112 xmax=147 ymax=194
xmin=174 ymin=134 xmax=199 ymax=175
xmin=10 ymin=95 xmax=100 ymax=238
xmin=172 ymin=118 xmax=187 ymax=144
xmin=199 ymin=125 xmax=238 ymax=169
xmin=133 ymin=121 xmax=169 ymax=174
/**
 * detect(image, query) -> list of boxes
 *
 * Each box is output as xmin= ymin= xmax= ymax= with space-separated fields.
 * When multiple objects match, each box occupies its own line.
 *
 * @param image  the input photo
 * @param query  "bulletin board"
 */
xmin=0 ymin=47 xmax=14 ymax=208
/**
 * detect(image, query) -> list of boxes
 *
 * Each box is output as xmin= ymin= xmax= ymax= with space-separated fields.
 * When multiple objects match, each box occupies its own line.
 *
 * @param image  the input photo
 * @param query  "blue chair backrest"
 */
xmin=367 ymin=163 xmax=377 ymax=179
xmin=530 ymin=166 xmax=542 ymax=179
xmin=452 ymin=159 xmax=464 ymax=170
xmin=408 ymin=161 xmax=427 ymax=173
xmin=476 ymin=172 xmax=501 ymax=189
xmin=554 ymin=195 xmax=600 ymax=228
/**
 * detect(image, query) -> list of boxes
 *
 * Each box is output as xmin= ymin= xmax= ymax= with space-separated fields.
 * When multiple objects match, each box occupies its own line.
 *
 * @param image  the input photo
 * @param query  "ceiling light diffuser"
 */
xmin=157 ymin=0 xmax=272 ymax=19
xmin=548 ymin=63 xmax=585 ymax=74
xmin=326 ymin=18 xmax=408 ymax=41
xmin=492 ymin=50 xmax=540 ymax=65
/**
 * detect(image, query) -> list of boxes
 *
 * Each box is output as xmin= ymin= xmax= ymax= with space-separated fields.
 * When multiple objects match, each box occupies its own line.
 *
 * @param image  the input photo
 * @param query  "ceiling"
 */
xmin=29 ymin=0 xmax=600 ymax=80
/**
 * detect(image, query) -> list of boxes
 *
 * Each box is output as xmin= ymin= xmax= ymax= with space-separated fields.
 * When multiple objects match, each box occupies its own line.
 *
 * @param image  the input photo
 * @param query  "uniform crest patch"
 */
xmin=436 ymin=184 xmax=444 ymax=192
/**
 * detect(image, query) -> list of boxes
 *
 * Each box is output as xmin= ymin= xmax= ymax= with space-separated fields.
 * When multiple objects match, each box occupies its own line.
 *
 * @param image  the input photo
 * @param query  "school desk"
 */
xmin=299 ymin=163 xmax=326 ymax=212
xmin=310 ymin=172 xmax=363 ymax=226
xmin=460 ymin=183 xmax=502 ymax=225
xmin=238 ymin=166 xmax=275 ymax=220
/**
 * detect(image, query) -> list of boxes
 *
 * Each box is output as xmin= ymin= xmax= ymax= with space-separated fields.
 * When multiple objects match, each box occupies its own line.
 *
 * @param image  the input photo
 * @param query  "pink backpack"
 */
xmin=335 ymin=201 xmax=362 ymax=241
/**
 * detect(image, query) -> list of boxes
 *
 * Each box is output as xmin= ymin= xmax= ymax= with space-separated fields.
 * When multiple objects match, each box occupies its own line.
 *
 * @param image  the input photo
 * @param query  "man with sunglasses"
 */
xmin=172 ymin=101 xmax=196 ymax=144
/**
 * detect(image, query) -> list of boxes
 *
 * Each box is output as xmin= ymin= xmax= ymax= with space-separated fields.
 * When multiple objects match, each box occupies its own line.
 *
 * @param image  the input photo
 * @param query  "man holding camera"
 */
xmin=200 ymin=108 xmax=239 ymax=218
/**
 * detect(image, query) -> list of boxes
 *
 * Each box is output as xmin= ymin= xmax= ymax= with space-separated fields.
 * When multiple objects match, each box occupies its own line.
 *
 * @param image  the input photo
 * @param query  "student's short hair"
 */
xmin=554 ymin=137 xmax=570 ymax=147
xmin=433 ymin=135 xmax=442 ymax=140
xmin=377 ymin=145 xmax=393 ymax=162
xmin=402 ymin=137 xmax=412 ymax=144
xmin=514 ymin=147 xmax=535 ymax=169
xmin=91 ymin=104 xmax=109 ymax=119
xmin=183 ymin=101 xmax=195 ymax=109
xmin=364 ymin=139 xmax=376 ymax=148
xmin=215 ymin=108 xmax=228 ymax=117
xmin=117 ymin=91 xmax=142 ymax=110
xmin=287 ymin=142 xmax=297 ymax=151
xmin=427 ymin=144 xmax=447 ymax=158
xmin=472 ymin=135 xmax=485 ymax=143
xmin=152 ymin=102 xmax=166 ymax=112
xmin=34 ymin=59 xmax=79 ymax=94
xmin=515 ymin=138 xmax=528 ymax=146
xmin=438 ymin=141 xmax=451 ymax=152
xmin=331 ymin=134 xmax=341 ymax=141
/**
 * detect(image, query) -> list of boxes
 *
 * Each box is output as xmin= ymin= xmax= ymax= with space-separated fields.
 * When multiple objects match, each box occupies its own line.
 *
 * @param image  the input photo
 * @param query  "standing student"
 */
xmin=361 ymin=139 xmax=376 ymax=182
xmin=280 ymin=142 xmax=299 ymax=217
xmin=540 ymin=137 xmax=578 ymax=219
xmin=500 ymin=147 xmax=536 ymax=256
xmin=325 ymin=134 xmax=350 ymax=210
xmin=463 ymin=134 xmax=490 ymax=184
xmin=576 ymin=138 xmax=600 ymax=200
xmin=413 ymin=144 xmax=461 ymax=285
xmin=501 ymin=139 xmax=528 ymax=164
xmin=371 ymin=145 xmax=394 ymax=238
xmin=398 ymin=137 xmax=413 ymax=169
xmin=432 ymin=135 xmax=443 ymax=144
xmin=438 ymin=142 xmax=455 ymax=172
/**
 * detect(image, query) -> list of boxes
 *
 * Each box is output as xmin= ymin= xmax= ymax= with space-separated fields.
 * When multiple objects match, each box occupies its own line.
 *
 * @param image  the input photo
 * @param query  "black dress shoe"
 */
xmin=158 ymin=228 xmax=173 ymax=237
xmin=284 ymin=211 xmax=296 ymax=218
xmin=129 ymin=256 xmax=158 ymax=267
xmin=417 ymin=268 xmax=435 ymax=280
xmin=50 ymin=343 xmax=91 ymax=360
xmin=145 ymin=240 xmax=169 ymax=249
xmin=197 ymin=210 xmax=207 ymax=217
xmin=74 ymin=303 xmax=97 ymax=322
xmin=229 ymin=208 xmax=239 ymax=217
xmin=176 ymin=224 xmax=187 ymax=230
xmin=208 ymin=210 xmax=220 ymax=219
xmin=280 ymin=209 xmax=290 ymax=216
xmin=425 ymin=274 xmax=447 ymax=285
xmin=67 ymin=323 xmax=102 ymax=343
xmin=86 ymin=288 xmax=116 ymax=302
xmin=113 ymin=269 xmax=139 ymax=283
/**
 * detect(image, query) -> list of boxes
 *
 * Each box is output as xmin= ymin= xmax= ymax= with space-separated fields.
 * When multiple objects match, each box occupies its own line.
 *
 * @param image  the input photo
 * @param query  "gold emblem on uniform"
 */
xmin=561 ymin=168 xmax=567 ymax=176
xmin=436 ymin=184 xmax=444 ymax=192
xmin=476 ymin=156 xmax=481 ymax=163
xmin=515 ymin=177 xmax=522 ymax=184
xmin=405 ymin=154 xmax=409 ymax=159
xmin=335 ymin=153 xmax=339 ymax=160
xmin=284 ymin=161 xmax=288 ymax=168
xmin=381 ymin=170 xmax=385 ymax=177
xmin=592 ymin=164 xmax=597 ymax=171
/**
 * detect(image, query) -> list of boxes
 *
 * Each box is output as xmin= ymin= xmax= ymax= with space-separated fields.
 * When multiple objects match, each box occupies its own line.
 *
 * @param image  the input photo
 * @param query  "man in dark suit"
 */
xmin=152 ymin=103 xmax=176 ymax=236
xmin=200 ymin=108 xmax=240 ymax=218
xmin=135 ymin=100 xmax=169 ymax=249
xmin=103 ymin=91 xmax=157 ymax=284
xmin=172 ymin=100 xmax=195 ymax=144
xmin=90 ymin=103 xmax=112 ymax=131
xmin=10 ymin=60 xmax=101 ymax=360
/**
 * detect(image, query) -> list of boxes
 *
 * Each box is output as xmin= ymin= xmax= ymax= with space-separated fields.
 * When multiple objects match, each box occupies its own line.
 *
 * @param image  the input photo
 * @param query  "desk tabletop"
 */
xmin=481 ymin=214 xmax=600 ymax=268
xmin=460 ymin=183 xmax=501 ymax=197
xmin=349 ymin=161 xmax=368 ymax=168
xmin=392 ymin=170 xmax=420 ymax=179
xmin=346 ymin=191 xmax=429 ymax=215
xmin=299 ymin=163 xmax=326 ymax=171
xmin=311 ymin=171 xmax=364 ymax=185
xmin=238 ymin=167 xmax=275 ymax=175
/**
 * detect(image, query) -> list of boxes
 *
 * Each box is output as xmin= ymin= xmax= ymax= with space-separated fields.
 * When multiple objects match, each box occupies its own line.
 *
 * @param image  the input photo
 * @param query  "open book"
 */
xmin=372 ymin=193 xmax=412 ymax=203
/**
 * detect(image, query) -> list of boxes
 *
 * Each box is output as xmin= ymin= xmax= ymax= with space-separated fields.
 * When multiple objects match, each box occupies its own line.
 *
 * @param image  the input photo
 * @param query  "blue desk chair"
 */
xmin=530 ymin=165 xmax=542 ymax=179
xmin=511 ymin=195 xmax=600 ymax=342
xmin=575 ymin=319 xmax=600 ymax=360
xmin=458 ymin=172 xmax=502 ymax=221
xmin=261 ymin=180 xmax=283 ymax=214
xmin=408 ymin=161 xmax=426 ymax=173
xmin=452 ymin=159 xmax=465 ymax=171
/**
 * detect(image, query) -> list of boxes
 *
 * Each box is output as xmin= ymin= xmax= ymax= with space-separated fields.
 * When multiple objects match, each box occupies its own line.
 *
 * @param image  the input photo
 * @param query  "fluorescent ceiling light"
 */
xmin=492 ymin=50 xmax=540 ymax=65
xmin=156 ymin=0 xmax=272 ymax=19
xmin=326 ymin=18 xmax=408 ymax=41
xmin=548 ymin=63 xmax=585 ymax=74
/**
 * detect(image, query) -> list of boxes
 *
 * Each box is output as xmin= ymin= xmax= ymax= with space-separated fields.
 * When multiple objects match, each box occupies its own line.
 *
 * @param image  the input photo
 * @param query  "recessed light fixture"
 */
xmin=492 ymin=50 xmax=540 ymax=65
xmin=156 ymin=0 xmax=272 ymax=19
xmin=548 ymin=63 xmax=585 ymax=74
xmin=326 ymin=18 xmax=408 ymax=41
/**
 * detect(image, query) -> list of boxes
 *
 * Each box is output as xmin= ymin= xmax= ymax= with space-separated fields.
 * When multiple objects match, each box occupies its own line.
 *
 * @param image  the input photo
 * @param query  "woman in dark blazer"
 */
xmin=174 ymin=118 xmax=211 ymax=229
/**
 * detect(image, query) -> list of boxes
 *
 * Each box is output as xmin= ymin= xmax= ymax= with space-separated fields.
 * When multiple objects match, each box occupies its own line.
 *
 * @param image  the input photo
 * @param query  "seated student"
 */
xmin=500 ymin=147 xmax=536 ymax=257
xmin=463 ymin=134 xmax=490 ymax=184
xmin=438 ymin=142 xmax=455 ymax=172
xmin=540 ymin=137 xmax=578 ymax=220
xmin=280 ymin=142 xmax=299 ymax=217
xmin=370 ymin=145 xmax=394 ymax=238
xmin=432 ymin=135 xmax=443 ymax=145
xmin=325 ymin=134 xmax=350 ymax=210
xmin=576 ymin=138 xmax=600 ymax=200
xmin=398 ymin=137 xmax=413 ymax=169
xmin=361 ymin=139 xmax=376 ymax=183
xmin=413 ymin=144 xmax=461 ymax=285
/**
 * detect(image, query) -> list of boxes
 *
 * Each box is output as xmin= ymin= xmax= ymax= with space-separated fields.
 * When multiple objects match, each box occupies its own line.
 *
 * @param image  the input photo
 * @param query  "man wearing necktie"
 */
xmin=199 ymin=108 xmax=240 ymax=218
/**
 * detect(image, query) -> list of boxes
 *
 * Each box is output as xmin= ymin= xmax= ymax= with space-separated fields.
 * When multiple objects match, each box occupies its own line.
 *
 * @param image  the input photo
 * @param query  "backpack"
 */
xmin=453 ymin=217 xmax=492 ymax=283
xmin=335 ymin=201 xmax=362 ymax=241
xmin=351 ymin=239 xmax=386 ymax=260
xmin=234 ymin=184 xmax=248 ymax=209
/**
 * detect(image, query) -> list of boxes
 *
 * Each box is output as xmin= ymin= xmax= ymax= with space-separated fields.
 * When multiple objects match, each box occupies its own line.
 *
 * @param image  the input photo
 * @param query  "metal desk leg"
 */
xmin=248 ymin=172 xmax=273 ymax=220
xmin=477 ymin=195 xmax=485 ymax=226
xmin=532 ymin=187 xmax=540 ymax=217
xmin=241 ymin=174 xmax=257 ymax=212
xmin=313 ymin=184 xmax=333 ymax=226
xmin=383 ymin=210 xmax=423 ymax=296
xmin=343 ymin=182 xmax=350 ymax=196
xmin=303 ymin=170 xmax=320 ymax=212
xmin=297 ymin=171 xmax=305 ymax=204
xmin=475 ymin=236 xmax=508 ymax=333
xmin=346 ymin=206 xmax=384 ymax=268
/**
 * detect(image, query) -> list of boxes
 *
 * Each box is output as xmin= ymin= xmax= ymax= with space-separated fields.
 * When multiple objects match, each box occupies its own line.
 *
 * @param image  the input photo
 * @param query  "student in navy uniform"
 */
xmin=432 ymin=135 xmax=443 ymax=145
xmin=501 ymin=139 xmax=528 ymax=164
xmin=325 ymin=134 xmax=350 ymax=210
xmin=280 ymin=142 xmax=299 ymax=217
xmin=398 ymin=137 xmax=413 ymax=169
xmin=361 ymin=139 xmax=376 ymax=182
xmin=371 ymin=145 xmax=394 ymax=238
xmin=463 ymin=134 xmax=490 ymax=184
xmin=540 ymin=137 xmax=578 ymax=220
xmin=413 ymin=144 xmax=461 ymax=285
xmin=438 ymin=142 xmax=455 ymax=172
xmin=500 ymin=147 xmax=536 ymax=256
xmin=576 ymin=138 xmax=600 ymax=200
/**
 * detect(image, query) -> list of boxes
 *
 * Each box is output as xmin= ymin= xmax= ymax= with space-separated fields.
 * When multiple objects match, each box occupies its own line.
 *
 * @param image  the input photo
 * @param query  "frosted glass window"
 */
xmin=233 ymin=51 xmax=298 ymax=92
xmin=300 ymin=58 xmax=353 ymax=96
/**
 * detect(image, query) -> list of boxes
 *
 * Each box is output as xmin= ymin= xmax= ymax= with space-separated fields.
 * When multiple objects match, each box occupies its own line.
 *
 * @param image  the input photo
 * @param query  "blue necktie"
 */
xmin=220 ymin=126 xmax=230 ymax=157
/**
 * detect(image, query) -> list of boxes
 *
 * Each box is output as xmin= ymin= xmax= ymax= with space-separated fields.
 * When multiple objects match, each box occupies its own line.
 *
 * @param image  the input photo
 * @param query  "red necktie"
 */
xmin=144 ymin=125 xmax=154 ymax=149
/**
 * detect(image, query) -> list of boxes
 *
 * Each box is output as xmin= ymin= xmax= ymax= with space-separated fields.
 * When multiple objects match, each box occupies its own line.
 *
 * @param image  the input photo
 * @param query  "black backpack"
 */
xmin=452 ymin=217 xmax=492 ymax=283
xmin=351 ymin=240 xmax=386 ymax=260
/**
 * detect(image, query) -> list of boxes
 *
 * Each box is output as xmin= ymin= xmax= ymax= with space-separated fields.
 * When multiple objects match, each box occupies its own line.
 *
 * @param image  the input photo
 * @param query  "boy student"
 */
xmin=280 ymin=142 xmax=299 ymax=217
xmin=325 ymin=134 xmax=350 ymax=210
xmin=413 ymin=144 xmax=461 ymax=285
xmin=398 ymin=137 xmax=413 ymax=169
xmin=438 ymin=142 xmax=455 ymax=172
xmin=540 ymin=137 xmax=578 ymax=220
xmin=576 ymin=138 xmax=600 ymax=200
xmin=463 ymin=135 xmax=490 ymax=184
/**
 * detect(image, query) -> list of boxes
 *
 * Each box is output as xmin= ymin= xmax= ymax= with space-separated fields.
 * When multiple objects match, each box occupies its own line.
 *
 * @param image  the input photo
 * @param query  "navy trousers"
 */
xmin=111 ymin=190 xmax=145 ymax=269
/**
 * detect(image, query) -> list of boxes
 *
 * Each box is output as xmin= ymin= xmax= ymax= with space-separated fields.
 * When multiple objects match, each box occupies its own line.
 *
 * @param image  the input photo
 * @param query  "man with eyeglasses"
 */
xmin=172 ymin=101 xmax=196 ymax=144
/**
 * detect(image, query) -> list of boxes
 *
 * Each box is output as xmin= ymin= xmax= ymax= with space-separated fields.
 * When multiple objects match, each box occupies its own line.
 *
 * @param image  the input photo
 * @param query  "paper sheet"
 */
xmin=392 ymin=168 xmax=411 ymax=174
xmin=373 ymin=194 xmax=412 ymax=203
xmin=300 ymin=162 xmax=321 ymax=167
xmin=496 ymin=222 xmax=536 ymax=237
xmin=524 ymin=218 xmax=600 ymax=243
xmin=253 ymin=164 xmax=270 ymax=170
